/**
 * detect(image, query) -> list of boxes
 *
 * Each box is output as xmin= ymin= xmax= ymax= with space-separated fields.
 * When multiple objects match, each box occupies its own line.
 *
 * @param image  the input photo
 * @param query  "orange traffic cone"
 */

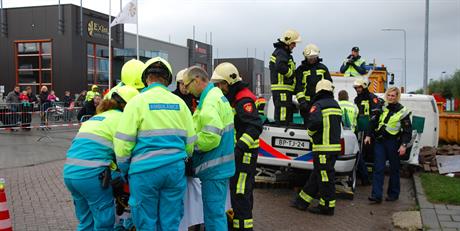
xmin=0 ymin=178 xmax=12 ymax=231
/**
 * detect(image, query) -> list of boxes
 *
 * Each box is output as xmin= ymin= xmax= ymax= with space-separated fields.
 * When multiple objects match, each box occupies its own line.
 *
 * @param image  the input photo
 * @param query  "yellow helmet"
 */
xmin=353 ymin=77 xmax=369 ymax=88
xmin=280 ymin=29 xmax=301 ymax=45
xmin=175 ymin=68 xmax=188 ymax=82
xmin=303 ymin=43 xmax=320 ymax=58
xmin=113 ymin=85 xmax=139 ymax=103
xmin=210 ymin=62 xmax=242 ymax=85
xmin=142 ymin=57 xmax=173 ymax=85
xmin=315 ymin=79 xmax=334 ymax=93
xmin=121 ymin=59 xmax=145 ymax=89
xmin=91 ymin=85 xmax=98 ymax=90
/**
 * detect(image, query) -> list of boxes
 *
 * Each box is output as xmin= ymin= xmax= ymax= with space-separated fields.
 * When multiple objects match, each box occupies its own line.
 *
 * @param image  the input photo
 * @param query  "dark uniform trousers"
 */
xmin=299 ymin=152 xmax=338 ymax=209
xmin=272 ymin=90 xmax=294 ymax=124
xmin=230 ymin=147 xmax=258 ymax=230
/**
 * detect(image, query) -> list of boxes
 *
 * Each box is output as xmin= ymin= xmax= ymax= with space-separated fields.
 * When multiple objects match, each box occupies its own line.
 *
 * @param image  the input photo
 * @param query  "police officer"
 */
xmin=173 ymin=68 xmax=197 ymax=112
xmin=114 ymin=57 xmax=196 ymax=230
xmin=211 ymin=62 xmax=263 ymax=231
xmin=354 ymin=78 xmax=382 ymax=186
xmin=367 ymin=87 xmax=412 ymax=203
xmin=183 ymin=66 xmax=235 ymax=231
xmin=104 ymin=59 xmax=145 ymax=99
xmin=338 ymin=90 xmax=359 ymax=132
xmin=85 ymin=84 xmax=101 ymax=101
xmin=291 ymin=79 xmax=341 ymax=216
xmin=295 ymin=43 xmax=332 ymax=126
xmin=340 ymin=46 xmax=367 ymax=77
xmin=63 ymin=85 xmax=139 ymax=230
xmin=269 ymin=29 xmax=301 ymax=125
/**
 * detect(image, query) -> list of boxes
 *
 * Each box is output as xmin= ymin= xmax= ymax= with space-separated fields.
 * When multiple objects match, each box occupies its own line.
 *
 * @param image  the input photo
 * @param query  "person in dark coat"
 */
xmin=77 ymin=95 xmax=101 ymax=122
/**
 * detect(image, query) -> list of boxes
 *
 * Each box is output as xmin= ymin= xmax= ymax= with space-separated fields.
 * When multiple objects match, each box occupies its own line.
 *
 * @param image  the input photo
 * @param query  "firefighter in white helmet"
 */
xmin=269 ymin=29 xmax=301 ymax=125
xmin=294 ymin=43 xmax=333 ymax=126
xmin=211 ymin=62 xmax=262 ymax=231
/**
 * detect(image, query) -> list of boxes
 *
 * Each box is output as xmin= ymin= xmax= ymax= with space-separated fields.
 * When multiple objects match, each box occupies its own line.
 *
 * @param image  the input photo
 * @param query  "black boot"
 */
xmin=289 ymin=196 xmax=310 ymax=211
xmin=307 ymin=206 xmax=334 ymax=216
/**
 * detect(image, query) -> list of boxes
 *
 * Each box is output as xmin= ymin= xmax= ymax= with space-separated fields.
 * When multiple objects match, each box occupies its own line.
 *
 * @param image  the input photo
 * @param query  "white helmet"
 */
xmin=316 ymin=79 xmax=334 ymax=93
xmin=175 ymin=68 xmax=188 ymax=82
xmin=279 ymin=29 xmax=301 ymax=45
xmin=353 ymin=77 xmax=369 ymax=88
xmin=210 ymin=62 xmax=242 ymax=85
xmin=303 ymin=43 xmax=320 ymax=58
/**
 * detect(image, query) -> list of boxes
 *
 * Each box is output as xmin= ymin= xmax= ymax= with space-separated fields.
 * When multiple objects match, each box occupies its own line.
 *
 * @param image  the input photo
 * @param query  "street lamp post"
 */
xmin=382 ymin=29 xmax=407 ymax=91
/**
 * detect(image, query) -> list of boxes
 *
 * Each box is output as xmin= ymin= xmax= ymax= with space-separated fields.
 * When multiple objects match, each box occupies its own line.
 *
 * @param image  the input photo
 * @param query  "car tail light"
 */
xmin=340 ymin=138 xmax=345 ymax=155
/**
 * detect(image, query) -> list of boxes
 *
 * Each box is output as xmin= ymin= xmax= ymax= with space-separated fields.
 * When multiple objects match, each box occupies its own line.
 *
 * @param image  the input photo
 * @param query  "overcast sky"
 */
xmin=4 ymin=0 xmax=460 ymax=91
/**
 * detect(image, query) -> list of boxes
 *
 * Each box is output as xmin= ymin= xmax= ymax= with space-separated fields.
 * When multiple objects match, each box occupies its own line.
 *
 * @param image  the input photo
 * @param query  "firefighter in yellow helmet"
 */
xmin=291 ymin=79 xmax=341 ymax=216
xmin=104 ymin=59 xmax=145 ymax=100
xmin=114 ymin=57 xmax=195 ymax=230
xmin=211 ymin=62 xmax=262 ymax=231
xmin=63 ymin=85 xmax=139 ymax=230
xmin=269 ymin=29 xmax=301 ymax=125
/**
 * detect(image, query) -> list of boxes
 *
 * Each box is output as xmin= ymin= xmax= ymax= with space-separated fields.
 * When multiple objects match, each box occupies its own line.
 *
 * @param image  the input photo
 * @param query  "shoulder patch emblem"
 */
xmin=243 ymin=103 xmax=253 ymax=113
xmin=373 ymin=98 xmax=379 ymax=104
xmin=310 ymin=106 xmax=317 ymax=113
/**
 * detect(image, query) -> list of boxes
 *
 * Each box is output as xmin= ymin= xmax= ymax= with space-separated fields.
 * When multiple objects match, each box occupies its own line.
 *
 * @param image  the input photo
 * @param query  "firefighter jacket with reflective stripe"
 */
xmin=294 ymin=60 xmax=332 ymax=104
xmin=191 ymin=83 xmax=235 ymax=180
xmin=354 ymin=89 xmax=382 ymax=135
xmin=376 ymin=102 xmax=412 ymax=144
xmin=338 ymin=100 xmax=359 ymax=132
xmin=64 ymin=110 xmax=121 ymax=179
xmin=340 ymin=55 xmax=367 ymax=77
xmin=269 ymin=42 xmax=296 ymax=92
xmin=113 ymin=83 xmax=196 ymax=175
xmin=227 ymin=82 xmax=263 ymax=152
xmin=307 ymin=92 xmax=342 ymax=152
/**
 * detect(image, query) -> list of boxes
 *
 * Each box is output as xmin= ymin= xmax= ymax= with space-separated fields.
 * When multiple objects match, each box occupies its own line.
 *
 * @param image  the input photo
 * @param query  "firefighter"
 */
xmin=182 ymin=66 xmax=235 ymax=231
xmin=291 ymin=79 xmax=341 ymax=216
xmin=269 ymin=29 xmax=301 ymax=125
xmin=211 ymin=62 xmax=263 ymax=231
xmin=63 ymin=85 xmax=139 ymax=231
xmin=340 ymin=46 xmax=367 ymax=77
xmin=114 ymin=57 xmax=196 ymax=230
xmin=295 ymin=43 xmax=332 ymax=126
xmin=367 ymin=87 xmax=412 ymax=203
xmin=173 ymin=68 xmax=197 ymax=112
xmin=353 ymin=78 xmax=382 ymax=186
xmin=85 ymin=84 xmax=101 ymax=101
xmin=338 ymin=90 xmax=359 ymax=132
xmin=104 ymin=59 xmax=145 ymax=99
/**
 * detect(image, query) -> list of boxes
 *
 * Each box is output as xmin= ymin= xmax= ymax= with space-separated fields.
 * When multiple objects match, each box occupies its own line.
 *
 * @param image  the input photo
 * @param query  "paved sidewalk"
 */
xmin=414 ymin=174 xmax=460 ymax=230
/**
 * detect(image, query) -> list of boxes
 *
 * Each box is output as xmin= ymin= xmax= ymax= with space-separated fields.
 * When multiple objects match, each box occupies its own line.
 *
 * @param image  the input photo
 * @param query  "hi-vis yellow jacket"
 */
xmin=113 ymin=83 xmax=196 ymax=175
xmin=191 ymin=83 xmax=235 ymax=180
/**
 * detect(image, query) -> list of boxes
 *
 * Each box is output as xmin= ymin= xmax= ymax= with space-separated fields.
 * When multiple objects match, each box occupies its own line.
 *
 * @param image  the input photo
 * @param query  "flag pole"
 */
xmin=136 ymin=0 xmax=139 ymax=60
xmin=108 ymin=0 xmax=112 ymax=90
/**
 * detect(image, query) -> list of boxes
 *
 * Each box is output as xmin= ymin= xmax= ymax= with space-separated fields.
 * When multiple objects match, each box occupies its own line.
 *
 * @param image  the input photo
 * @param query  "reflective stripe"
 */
xmin=115 ymin=132 xmax=136 ymax=142
xmin=233 ymin=219 xmax=240 ymax=228
xmin=195 ymin=153 xmax=234 ymax=175
xmin=312 ymin=144 xmax=341 ymax=152
xmin=329 ymin=200 xmax=336 ymax=208
xmin=236 ymin=172 xmax=247 ymax=194
xmin=271 ymin=84 xmax=295 ymax=92
xmin=240 ymin=133 xmax=256 ymax=148
xmin=270 ymin=55 xmax=276 ymax=63
xmin=76 ymin=132 xmax=113 ymax=148
xmin=203 ymin=124 xmax=234 ymax=136
xmin=244 ymin=219 xmax=254 ymax=228
xmin=187 ymin=135 xmax=197 ymax=144
xmin=242 ymin=152 xmax=251 ymax=164
xmin=65 ymin=158 xmax=111 ymax=168
xmin=0 ymin=202 xmax=8 ymax=212
xmin=138 ymin=129 xmax=187 ymax=138
xmin=319 ymin=198 xmax=326 ymax=206
xmin=280 ymin=93 xmax=287 ymax=101
xmin=280 ymin=107 xmax=286 ymax=121
xmin=323 ymin=113 xmax=330 ymax=145
xmin=285 ymin=67 xmax=293 ymax=78
xmin=319 ymin=155 xmax=326 ymax=164
xmin=299 ymin=190 xmax=313 ymax=203
xmin=322 ymin=108 xmax=343 ymax=115
xmin=131 ymin=148 xmax=181 ymax=163
xmin=117 ymin=156 xmax=130 ymax=163
xmin=320 ymin=170 xmax=329 ymax=182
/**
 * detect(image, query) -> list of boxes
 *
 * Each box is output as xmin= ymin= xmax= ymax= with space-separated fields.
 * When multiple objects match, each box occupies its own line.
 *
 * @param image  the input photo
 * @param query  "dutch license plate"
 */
xmin=273 ymin=138 xmax=310 ymax=150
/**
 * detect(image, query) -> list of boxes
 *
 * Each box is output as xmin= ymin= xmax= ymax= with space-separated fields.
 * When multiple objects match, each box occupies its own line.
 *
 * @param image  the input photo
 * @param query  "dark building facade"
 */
xmin=0 ymin=4 xmax=123 ymax=96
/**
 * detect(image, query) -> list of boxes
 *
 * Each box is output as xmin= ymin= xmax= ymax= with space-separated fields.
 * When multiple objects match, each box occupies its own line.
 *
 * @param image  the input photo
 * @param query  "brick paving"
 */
xmin=0 ymin=130 xmax=417 ymax=230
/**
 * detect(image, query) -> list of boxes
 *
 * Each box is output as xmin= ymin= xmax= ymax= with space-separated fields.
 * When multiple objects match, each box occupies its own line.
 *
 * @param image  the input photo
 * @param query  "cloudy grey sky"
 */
xmin=4 ymin=0 xmax=460 ymax=91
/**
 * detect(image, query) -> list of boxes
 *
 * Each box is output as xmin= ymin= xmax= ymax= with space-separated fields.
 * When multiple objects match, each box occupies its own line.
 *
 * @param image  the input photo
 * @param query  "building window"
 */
xmin=87 ymin=43 xmax=111 ymax=89
xmin=15 ymin=40 xmax=52 ymax=92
